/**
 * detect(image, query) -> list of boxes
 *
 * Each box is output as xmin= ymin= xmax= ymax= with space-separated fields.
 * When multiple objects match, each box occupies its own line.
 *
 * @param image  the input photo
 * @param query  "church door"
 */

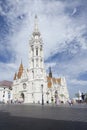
xmin=21 ymin=93 xmax=25 ymax=101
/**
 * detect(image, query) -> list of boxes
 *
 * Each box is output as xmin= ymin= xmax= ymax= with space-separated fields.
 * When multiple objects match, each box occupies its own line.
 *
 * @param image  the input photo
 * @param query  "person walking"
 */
xmin=81 ymin=93 xmax=85 ymax=102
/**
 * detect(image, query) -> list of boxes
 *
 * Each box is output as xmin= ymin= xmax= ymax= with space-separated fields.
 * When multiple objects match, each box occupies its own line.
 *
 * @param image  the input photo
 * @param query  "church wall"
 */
xmin=12 ymin=15 xmax=69 ymax=104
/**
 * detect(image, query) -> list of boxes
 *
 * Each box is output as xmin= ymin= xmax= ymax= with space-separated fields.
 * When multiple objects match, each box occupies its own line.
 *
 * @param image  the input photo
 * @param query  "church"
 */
xmin=12 ymin=15 xmax=69 ymax=104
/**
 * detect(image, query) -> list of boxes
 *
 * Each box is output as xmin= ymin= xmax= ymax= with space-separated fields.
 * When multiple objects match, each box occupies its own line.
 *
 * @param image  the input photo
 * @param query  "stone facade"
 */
xmin=12 ymin=16 xmax=69 ymax=104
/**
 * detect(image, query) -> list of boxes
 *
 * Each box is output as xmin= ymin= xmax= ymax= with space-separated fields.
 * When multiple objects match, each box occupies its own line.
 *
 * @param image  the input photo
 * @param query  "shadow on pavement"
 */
xmin=0 ymin=111 xmax=87 ymax=130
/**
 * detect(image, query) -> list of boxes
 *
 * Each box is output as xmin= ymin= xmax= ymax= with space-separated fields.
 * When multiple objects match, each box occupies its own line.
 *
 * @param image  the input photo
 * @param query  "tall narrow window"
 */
xmin=36 ymin=48 xmax=38 ymax=56
xmin=31 ymin=45 xmax=33 ymax=51
xmin=40 ymin=45 xmax=42 ymax=51
xmin=36 ymin=58 xmax=38 ymax=67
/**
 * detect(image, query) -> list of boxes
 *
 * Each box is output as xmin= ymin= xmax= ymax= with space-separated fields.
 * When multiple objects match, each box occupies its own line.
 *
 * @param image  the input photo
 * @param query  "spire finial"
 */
xmin=20 ymin=59 xmax=23 ymax=69
xmin=21 ymin=59 xmax=22 ymax=65
xmin=34 ymin=14 xmax=38 ymax=32
xmin=35 ymin=14 xmax=37 ymax=19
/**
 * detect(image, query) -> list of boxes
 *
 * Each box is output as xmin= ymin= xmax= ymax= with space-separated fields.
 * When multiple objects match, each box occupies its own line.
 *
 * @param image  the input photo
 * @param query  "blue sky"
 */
xmin=0 ymin=0 xmax=87 ymax=97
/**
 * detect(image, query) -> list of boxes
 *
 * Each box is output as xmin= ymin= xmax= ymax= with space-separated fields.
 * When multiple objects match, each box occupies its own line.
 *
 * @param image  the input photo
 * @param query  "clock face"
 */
xmin=23 ymin=83 xmax=26 ymax=89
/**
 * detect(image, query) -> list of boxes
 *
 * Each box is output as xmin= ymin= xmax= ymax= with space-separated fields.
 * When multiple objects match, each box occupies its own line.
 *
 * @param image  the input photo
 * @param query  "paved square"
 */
xmin=0 ymin=104 xmax=87 ymax=130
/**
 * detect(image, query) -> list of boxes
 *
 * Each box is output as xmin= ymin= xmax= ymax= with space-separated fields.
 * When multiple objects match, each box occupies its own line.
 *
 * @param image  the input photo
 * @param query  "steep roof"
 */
xmin=56 ymin=78 xmax=61 ymax=85
xmin=47 ymin=76 xmax=62 ymax=88
xmin=14 ymin=62 xmax=24 ymax=80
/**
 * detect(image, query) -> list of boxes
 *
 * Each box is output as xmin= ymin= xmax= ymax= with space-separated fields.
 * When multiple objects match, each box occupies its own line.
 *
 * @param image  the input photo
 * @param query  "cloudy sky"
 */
xmin=0 ymin=0 xmax=87 ymax=97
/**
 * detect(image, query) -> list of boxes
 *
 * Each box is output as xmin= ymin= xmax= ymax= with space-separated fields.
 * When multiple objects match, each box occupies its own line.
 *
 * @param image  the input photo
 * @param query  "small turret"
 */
xmin=49 ymin=67 xmax=52 ymax=78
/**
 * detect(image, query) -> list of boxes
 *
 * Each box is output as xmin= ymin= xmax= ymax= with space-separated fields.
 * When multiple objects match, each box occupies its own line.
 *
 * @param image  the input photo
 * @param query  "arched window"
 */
xmin=36 ymin=48 xmax=38 ymax=56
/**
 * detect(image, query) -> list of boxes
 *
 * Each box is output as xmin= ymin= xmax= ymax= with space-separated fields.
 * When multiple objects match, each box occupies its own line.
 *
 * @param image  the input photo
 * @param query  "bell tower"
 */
xmin=29 ymin=15 xmax=45 ymax=79
xmin=28 ymin=15 xmax=47 ymax=103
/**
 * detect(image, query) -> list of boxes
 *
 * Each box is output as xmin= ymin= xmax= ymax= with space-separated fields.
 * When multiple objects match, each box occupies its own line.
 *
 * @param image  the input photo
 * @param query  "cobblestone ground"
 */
xmin=0 ymin=104 xmax=87 ymax=130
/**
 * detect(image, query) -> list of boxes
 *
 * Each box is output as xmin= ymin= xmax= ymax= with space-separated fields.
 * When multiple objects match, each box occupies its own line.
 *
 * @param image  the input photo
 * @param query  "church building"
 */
xmin=12 ymin=15 xmax=69 ymax=104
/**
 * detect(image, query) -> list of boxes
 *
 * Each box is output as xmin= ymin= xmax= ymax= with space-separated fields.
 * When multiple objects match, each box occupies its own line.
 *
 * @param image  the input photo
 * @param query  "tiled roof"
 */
xmin=52 ymin=78 xmax=56 ymax=83
xmin=14 ymin=73 xmax=17 ymax=80
xmin=0 ymin=80 xmax=13 ymax=88
xmin=47 ymin=76 xmax=62 ymax=88
xmin=47 ymin=76 xmax=51 ymax=81
xmin=48 ymin=81 xmax=52 ymax=88
xmin=56 ymin=78 xmax=61 ymax=84
xmin=14 ymin=62 xmax=24 ymax=80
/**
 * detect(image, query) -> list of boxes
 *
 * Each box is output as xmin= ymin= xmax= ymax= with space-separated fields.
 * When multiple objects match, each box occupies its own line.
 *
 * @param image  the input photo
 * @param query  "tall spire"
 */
xmin=49 ymin=67 xmax=52 ymax=78
xmin=33 ymin=15 xmax=40 ymax=36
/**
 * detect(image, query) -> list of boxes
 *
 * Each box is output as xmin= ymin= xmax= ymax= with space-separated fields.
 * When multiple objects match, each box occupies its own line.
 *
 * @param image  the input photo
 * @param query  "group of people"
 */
xmin=67 ymin=92 xmax=86 ymax=106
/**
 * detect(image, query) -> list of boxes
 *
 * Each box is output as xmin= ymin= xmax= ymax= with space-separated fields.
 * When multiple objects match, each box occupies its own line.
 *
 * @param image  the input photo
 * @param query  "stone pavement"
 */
xmin=0 ymin=104 xmax=87 ymax=130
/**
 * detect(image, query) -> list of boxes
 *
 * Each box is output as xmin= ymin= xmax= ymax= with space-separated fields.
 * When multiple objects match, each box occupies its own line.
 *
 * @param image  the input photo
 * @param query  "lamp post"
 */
xmin=46 ymin=91 xmax=49 ymax=104
xmin=41 ymin=84 xmax=44 ymax=105
xmin=55 ymin=90 xmax=58 ymax=104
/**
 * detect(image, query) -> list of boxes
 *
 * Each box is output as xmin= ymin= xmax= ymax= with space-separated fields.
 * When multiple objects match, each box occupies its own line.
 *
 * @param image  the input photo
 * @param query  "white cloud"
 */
xmin=70 ymin=79 xmax=87 ymax=86
xmin=1 ymin=0 xmax=86 ymax=60
xmin=0 ymin=62 xmax=17 ymax=81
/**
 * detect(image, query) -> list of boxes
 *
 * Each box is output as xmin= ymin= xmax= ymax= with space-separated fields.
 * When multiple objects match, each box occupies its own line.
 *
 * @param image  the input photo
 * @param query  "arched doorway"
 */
xmin=21 ymin=93 xmax=25 ymax=101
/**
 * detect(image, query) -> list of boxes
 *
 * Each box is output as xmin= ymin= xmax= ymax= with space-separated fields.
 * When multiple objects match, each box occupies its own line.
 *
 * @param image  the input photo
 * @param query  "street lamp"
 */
xmin=46 ymin=91 xmax=49 ymax=104
xmin=41 ymin=84 xmax=44 ymax=105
